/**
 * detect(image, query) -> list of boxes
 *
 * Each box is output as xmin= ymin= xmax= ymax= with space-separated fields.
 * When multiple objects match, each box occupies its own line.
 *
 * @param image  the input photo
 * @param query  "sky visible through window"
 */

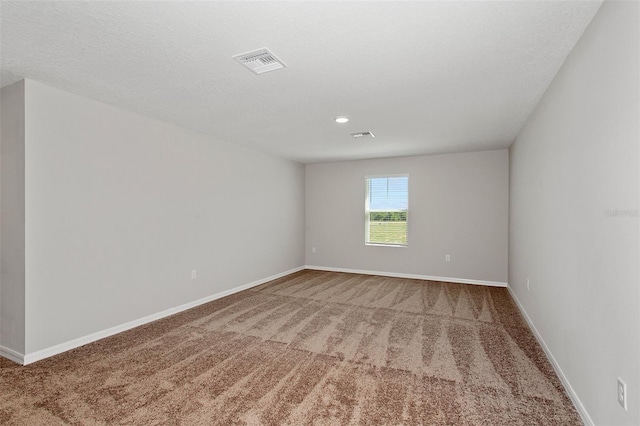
xmin=368 ymin=176 xmax=408 ymax=211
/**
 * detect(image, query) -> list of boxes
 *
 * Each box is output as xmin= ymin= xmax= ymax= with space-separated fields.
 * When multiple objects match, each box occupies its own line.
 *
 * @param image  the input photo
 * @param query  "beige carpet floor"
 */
xmin=0 ymin=270 xmax=582 ymax=425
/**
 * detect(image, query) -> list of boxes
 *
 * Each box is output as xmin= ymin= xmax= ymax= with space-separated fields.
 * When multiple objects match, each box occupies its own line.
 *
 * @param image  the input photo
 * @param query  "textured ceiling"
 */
xmin=0 ymin=1 xmax=602 ymax=163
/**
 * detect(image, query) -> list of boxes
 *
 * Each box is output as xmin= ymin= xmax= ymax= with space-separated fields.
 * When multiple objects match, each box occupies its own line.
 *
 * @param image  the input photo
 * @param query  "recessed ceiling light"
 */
xmin=335 ymin=116 xmax=349 ymax=124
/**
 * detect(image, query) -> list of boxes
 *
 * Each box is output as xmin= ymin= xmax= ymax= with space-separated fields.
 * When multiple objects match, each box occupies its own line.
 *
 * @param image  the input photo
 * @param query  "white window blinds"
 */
xmin=365 ymin=175 xmax=408 ymax=246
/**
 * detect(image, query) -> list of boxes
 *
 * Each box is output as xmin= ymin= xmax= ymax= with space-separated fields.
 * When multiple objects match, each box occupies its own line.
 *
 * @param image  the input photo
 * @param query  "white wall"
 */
xmin=305 ymin=150 xmax=508 ymax=284
xmin=0 ymin=80 xmax=26 ymax=358
xmin=2 ymin=79 xmax=305 ymax=358
xmin=509 ymin=1 xmax=639 ymax=425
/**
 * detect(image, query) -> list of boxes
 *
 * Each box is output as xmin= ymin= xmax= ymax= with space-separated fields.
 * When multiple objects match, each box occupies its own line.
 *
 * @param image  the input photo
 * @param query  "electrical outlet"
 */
xmin=191 ymin=270 xmax=197 ymax=280
xmin=618 ymin=377 xmax=627 ymax=410
xmin=312 ymin=247 xmax=317 ymax=254
xmin=527 ymin=278 xmax=530 ymax=290
xmin=445 ymin=255 xmax=451 ymax=262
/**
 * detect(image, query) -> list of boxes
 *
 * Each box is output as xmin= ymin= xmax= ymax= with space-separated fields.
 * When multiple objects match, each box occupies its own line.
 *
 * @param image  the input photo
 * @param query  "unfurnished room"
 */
xmin=0 ymin=1 xmax=638 ymax=425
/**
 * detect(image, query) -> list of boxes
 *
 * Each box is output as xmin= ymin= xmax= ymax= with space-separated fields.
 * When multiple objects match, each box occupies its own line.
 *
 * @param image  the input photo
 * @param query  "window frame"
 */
xmin=364 ymin=174 xmax=409 ymax=247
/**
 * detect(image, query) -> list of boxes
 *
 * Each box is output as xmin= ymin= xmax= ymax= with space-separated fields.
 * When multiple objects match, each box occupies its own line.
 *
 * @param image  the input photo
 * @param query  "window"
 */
xmin=365 ymin=175 xmax=408 ymax=246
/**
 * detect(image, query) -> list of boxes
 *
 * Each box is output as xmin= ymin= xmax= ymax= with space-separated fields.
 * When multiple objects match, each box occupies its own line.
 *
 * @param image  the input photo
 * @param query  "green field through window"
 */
xmin=368 ymin=220 xmax=407 ymax=245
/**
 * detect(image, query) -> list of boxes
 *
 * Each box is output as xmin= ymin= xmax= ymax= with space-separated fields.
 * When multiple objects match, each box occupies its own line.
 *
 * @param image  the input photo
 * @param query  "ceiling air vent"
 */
xmin=351 ymin=131 xmax=376 ymax=139
xmin=233 ymin=48 xmax=286 ymax=74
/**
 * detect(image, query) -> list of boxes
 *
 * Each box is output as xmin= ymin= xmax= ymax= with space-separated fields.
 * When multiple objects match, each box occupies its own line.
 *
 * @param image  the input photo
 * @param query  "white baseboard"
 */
xmin=0 ymin=345 xmax=25 ymax=364
xmin=19 ymin=266 xmax=305 ymax=365
xmin=507 ymin=287 xmax=593 ymax=426
xmin=304 ymin=265 xmax=507 ymax=288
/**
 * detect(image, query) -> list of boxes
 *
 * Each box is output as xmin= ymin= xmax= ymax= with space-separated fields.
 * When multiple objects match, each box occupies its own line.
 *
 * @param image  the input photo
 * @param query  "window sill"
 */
xmin=365 ymin=243 xmax=408 ymax=248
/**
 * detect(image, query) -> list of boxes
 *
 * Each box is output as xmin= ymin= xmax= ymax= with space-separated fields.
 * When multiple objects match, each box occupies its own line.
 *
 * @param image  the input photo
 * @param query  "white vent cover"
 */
xmin=351 ymin=131 xmax=376 ymax=138
xmin=233 ymin=48 xmax=286 ymax=74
